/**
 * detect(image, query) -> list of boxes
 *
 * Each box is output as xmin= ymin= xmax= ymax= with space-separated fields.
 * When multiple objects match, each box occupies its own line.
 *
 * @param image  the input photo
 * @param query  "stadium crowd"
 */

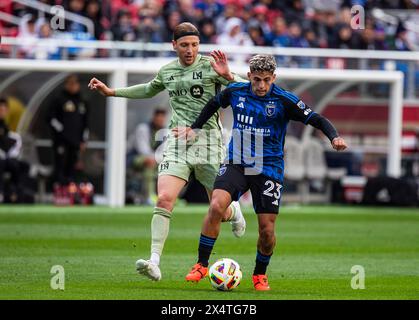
xmin=0 ymin=0 xmax=418 ymax=60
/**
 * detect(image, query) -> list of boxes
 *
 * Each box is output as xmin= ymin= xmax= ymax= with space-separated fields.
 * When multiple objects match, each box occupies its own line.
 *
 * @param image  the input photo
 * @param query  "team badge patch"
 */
xmin=265 ymin=104 xmax=276 ymax=117
xmin=218 ymin=166 xmax=227 ymax=176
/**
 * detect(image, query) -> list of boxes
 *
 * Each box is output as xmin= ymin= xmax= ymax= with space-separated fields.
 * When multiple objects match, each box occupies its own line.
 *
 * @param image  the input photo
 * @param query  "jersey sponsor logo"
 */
xmin=190 ymin=85 xmax=204 ymax=98
xmin=218 ymin=165 xmax=227 ymax=176
xmin=297 ymin=100 xmax=305 ymax=109
xmin=265 ymin=103 xmax=276 ymax=117
xmin=236 ymin=102 xmax=245 ymax=109
xmin=193 ymin=71 xmax=202 ymax=80
xmin=236 ymin=113 xmax=253 ymax=125
xmin=169 ymin=89 xmax=188 ymax=97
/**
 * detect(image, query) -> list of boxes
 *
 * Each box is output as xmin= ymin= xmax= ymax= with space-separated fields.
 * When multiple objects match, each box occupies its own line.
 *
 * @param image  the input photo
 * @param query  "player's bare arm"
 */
xmin=88 ymin=78 xmax=115 ymax=97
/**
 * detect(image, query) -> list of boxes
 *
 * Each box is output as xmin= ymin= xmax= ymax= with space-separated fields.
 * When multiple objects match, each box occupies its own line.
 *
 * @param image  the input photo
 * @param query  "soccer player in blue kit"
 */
xmin=174 ymin=55 xmax=347 ymax=290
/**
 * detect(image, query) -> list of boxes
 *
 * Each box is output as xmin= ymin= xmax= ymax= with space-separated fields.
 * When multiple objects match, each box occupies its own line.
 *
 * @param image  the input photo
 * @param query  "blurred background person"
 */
xmin=0 ymin=98 xmax=22 ymax=203
xmin=111 ymin=9 xmax=138 ymax=57
xmin=216 ymin=17 xmax=253 ymax=64
xmin=46 ymin=75 xmax=89 ymax=199
xmin=126 ymin=108 xmax=168 ymax=205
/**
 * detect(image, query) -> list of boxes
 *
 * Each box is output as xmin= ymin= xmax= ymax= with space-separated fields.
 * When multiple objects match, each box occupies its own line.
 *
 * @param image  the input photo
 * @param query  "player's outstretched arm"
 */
xmin=307 ymin=114 xmax=348 ymax=151
xmin=88 ymin=78 xmax=115 ymax=97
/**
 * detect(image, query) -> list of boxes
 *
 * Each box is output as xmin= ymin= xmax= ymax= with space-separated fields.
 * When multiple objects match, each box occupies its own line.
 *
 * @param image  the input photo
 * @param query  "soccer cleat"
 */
xmin=136 ymin=259 xmax=162 ymax=281
xmin=230 ymin=201 xmax=246 ymax=238
xmin=252 ymin=274 xmax=271 ymax=291
xmin=185 ymin=263 xmax=208 ymax=282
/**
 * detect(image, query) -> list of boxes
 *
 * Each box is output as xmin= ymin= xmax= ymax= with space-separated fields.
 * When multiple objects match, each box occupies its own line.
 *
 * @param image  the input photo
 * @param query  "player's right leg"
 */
xmin=136 ymin=173 xmax=187 ymax=281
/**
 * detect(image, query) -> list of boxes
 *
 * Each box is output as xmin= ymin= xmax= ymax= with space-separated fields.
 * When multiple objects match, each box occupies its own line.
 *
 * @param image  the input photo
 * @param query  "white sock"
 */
xmin=150 ymin=207 xmax=171 ymax=266
xmin=150 ymin=253 xmax=160 ymax=266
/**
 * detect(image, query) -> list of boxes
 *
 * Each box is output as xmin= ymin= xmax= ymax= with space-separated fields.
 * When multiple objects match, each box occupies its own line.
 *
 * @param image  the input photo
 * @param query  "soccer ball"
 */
xmin=209 ymin=258 xmax=242 ymax=291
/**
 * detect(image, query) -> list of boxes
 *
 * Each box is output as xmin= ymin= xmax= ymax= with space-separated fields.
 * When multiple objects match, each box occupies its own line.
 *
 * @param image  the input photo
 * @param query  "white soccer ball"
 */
xmin=209 ymin=258 xmax=242 ymax=291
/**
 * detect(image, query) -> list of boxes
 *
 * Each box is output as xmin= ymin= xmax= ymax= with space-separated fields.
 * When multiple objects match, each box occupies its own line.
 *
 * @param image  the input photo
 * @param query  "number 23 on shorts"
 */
xmin=263 ymin=180 xmax=282 ymax=206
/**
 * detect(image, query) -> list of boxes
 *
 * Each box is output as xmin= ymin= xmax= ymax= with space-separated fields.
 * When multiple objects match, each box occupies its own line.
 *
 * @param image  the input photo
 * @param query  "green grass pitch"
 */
xmin=0 ymin=204 xmax=418 ymax=300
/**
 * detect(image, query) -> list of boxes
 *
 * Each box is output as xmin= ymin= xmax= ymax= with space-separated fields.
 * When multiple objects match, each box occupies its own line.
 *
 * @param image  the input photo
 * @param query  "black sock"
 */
xmin=253 ymin=250 xmax=272 ymax=275
xmin=198 ymin=234 xmax=216 ymax=267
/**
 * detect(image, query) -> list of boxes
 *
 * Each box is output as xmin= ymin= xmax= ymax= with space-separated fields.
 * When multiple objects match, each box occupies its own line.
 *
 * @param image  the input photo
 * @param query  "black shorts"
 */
xmin=213 ymin=164 xmax=282 ymax=214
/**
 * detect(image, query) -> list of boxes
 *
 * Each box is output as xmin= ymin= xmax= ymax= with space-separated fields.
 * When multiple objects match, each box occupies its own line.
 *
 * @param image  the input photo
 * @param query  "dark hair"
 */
xmin=64 ymin=74 xmax=79 ymax=84
xmin=0 ymin=97 xmax=8 ymax=106
xmin=173 ymin=22 xmax=200 ymax=41
xmin=154 ymin=108 xmax=167 ymax=115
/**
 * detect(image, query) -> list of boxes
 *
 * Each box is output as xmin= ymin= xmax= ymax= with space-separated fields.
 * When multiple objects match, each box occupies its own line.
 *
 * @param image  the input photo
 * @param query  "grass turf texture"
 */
xmin=0 ymin=205 xmax=418 ymax=300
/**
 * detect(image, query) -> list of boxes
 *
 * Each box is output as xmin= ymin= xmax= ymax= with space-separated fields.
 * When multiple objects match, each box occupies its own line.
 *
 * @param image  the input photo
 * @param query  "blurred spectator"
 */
xmin=282 ymin=0 xmax=306 ymax=24
xmin=217 ymin=17 xmax=253 ymax=64
xmin=287 ymin=22 xmax=309 ymax=48
xmin=331 ymin=24 xmax=361 ymax=49
xmin=163 ymin=10 xmax=183 ymax=42
xmin=37 ymin=20 xmax=61 ymax=59
xmin=257 ymin=0 xmax=282 ymax=10
xmin=359 ymin=25 xmax=388 ymax=50
xmin=287 ymin=22 xmax=311 ymax=67
xmin=393 ymin=21 xmax=416 ymax=51
xmin=268 ymin=16 xmax=290 ymax=47
xmin=111 ymin=9 xmax=138 ymax=56
xmin=85 ymin=0 xmax=105 ymax=40
xmin=66 ymin=0 xmax=88 ymax=33
xmin=195 ymin=0 xmax=224 ymax=20
xmin=17 ymin=15 xmax=38 ymax=58
xmin=248 ymin=4 xmax=271 ymax=37
xmin=0 ymin=98 xmax=22 ymax=204
xmin=248 ymin=23 xmax=267 ymax=46
xmin=46 ymin=75 xmax=89 ymax=192
xmin=137 ymin=0 xmax=166 ymax=44
xmin=199 ymin=18 xmax=217 ymax=44
xmin=177 ymin=0 xmax=199 ymax=24
xmin=304 ymin=29 xmax=321 ymax=48
xmin=126 ymin=108 xmax=167 ymax=205
xmin=215 ymin=2 xmax=239 ymax=34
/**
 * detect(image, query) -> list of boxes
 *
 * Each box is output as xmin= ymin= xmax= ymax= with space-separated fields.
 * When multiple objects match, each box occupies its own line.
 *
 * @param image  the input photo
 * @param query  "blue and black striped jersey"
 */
xmin=215 ymin=82 xmax=316 ymax=182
